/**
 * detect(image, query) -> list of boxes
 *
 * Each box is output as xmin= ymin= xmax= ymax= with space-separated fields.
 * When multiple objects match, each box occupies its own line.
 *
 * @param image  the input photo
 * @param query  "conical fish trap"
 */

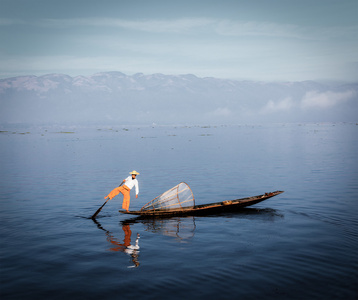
xmin=141 ymin=182 xmax=195 ymax=211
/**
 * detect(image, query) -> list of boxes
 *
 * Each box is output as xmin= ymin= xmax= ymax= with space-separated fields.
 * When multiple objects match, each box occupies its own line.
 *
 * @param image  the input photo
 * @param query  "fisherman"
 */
xmin=104 ymin=170 xmax=140 ymax=212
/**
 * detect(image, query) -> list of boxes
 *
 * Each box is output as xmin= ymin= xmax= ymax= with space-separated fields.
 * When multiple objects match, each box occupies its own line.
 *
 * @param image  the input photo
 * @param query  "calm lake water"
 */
xmin=0 ymin=123 xmax=357 ymax=299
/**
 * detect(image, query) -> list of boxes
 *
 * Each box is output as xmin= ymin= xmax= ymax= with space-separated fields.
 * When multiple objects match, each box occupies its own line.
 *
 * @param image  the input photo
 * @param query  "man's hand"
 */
xmin=136 ymin=195 xmax=138 ymax=199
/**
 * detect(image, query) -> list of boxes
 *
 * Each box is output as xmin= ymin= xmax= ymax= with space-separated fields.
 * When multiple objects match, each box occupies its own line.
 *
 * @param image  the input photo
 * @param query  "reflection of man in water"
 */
xmin=107 ymin=224 xmax=131 ymax=251
xmin=106 ymin=223 xmax=140 ymax=268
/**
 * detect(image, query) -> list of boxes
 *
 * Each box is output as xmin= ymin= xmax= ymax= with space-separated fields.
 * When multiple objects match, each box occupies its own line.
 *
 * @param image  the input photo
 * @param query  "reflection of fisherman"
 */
xmin=107 ymin=224 xmax=132 ymax=251
xmin=104 ymin=170 xmax=140 ymax=212
xmin=105 ymin=223 xmax=140 ymax=268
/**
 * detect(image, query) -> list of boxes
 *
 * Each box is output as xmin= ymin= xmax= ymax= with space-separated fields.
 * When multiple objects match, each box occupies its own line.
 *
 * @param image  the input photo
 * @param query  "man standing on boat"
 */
xmin=104 ymin=170 xmax=140 ymax=212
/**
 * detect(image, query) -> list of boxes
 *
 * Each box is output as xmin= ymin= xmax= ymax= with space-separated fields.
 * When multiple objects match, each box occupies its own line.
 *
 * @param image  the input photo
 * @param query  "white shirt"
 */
xmin=124 ymin=176 xmax=139 ymax=195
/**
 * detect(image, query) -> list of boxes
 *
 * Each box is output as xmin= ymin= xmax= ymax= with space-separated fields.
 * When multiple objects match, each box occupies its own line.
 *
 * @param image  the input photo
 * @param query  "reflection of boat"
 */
xmin=139 ymin=217 xmax=196 ymax=240
xmin=120 ymin=183 xmax=283 ymax=217
xmin=121 ymin=208 xmax=283 ymax=241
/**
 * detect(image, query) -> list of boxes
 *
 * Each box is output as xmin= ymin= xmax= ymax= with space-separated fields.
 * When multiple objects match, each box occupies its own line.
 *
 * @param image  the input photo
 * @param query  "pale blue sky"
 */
xmin=0 ymin=0 xmax=357 ymax=81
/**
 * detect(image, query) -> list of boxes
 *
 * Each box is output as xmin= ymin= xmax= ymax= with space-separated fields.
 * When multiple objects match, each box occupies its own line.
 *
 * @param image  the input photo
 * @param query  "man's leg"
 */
xmin=105 ymin=186 xmax=121 ymax=200
xmin=122 ymin=189 xmax=131 ymax=211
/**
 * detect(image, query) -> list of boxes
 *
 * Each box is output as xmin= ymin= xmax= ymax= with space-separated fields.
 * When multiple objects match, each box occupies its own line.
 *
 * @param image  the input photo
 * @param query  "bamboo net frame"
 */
xmin=141 ymin=182 xmax=195 ymax=211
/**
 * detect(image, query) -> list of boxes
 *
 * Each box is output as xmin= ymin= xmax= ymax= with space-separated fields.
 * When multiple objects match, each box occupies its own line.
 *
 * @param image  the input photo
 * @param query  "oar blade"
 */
xmin=91 ymin=199 xmax=109 ymax=219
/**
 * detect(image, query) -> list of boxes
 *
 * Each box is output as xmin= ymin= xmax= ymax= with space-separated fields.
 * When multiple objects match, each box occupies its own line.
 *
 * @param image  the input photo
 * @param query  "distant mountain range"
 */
xmin=0 ymin=72 xmax=357 ymax=124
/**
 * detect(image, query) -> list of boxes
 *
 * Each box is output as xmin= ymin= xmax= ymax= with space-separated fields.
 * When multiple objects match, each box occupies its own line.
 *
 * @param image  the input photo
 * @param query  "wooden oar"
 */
xmin=92 ymin=182 xmax=123 ymax=219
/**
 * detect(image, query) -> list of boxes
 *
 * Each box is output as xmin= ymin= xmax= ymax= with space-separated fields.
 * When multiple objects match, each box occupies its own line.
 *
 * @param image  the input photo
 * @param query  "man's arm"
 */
xmin=135 ymin=181 xmax=139 ymax=198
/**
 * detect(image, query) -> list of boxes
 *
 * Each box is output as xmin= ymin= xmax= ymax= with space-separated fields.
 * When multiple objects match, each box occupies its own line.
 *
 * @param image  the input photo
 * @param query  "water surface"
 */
xmin=1 ymin=123 xmax=357 ymax=299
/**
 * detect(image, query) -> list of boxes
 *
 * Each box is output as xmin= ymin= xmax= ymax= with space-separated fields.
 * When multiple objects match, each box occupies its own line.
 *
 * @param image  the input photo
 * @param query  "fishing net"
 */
xmin=141 ymin=182 xmax=195 ymax=211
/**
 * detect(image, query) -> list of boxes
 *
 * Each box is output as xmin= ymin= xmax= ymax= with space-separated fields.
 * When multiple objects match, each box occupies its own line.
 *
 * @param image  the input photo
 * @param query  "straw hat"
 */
xmin=130 ymin=170 xmax=140 ymax=175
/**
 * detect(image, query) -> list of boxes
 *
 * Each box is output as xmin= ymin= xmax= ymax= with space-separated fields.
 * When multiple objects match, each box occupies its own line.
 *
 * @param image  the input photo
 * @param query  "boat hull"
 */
xmin=120 ymin=191 xmax=284 ymax=217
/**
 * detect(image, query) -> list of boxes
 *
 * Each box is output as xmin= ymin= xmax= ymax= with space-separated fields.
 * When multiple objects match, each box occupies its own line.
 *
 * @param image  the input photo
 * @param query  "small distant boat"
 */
xmin=120 ymin=182 xmax=283 ymax=217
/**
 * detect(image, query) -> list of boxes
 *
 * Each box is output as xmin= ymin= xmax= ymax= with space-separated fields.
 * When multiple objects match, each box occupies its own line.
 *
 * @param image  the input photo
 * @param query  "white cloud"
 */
xmin=40 ymin=17 xmax=214 ymax=34
xmin=9 ymin=17 xmax=355 ymax=40
xmin=215 ymin=20 xmax=305 ymax=39
xmin=208 ymin=107 xmax=232 ymax=118
xmin=0 ymin=18 xmax=25 ymax=26
xmin=301 ymin=90 xmax=356 ymax=109
xmin=261 ymin=97 xmax=295 ymax=114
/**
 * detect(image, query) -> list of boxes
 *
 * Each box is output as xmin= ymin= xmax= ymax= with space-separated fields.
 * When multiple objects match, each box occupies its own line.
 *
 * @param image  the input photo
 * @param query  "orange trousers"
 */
xmin=106 ymin=185 xmax=131 ymax=211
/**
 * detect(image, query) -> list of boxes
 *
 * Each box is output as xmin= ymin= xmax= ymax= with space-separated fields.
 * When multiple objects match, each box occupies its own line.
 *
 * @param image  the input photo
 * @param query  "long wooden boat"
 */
xmin=120 ymin=191 xmax=284 ymax=217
